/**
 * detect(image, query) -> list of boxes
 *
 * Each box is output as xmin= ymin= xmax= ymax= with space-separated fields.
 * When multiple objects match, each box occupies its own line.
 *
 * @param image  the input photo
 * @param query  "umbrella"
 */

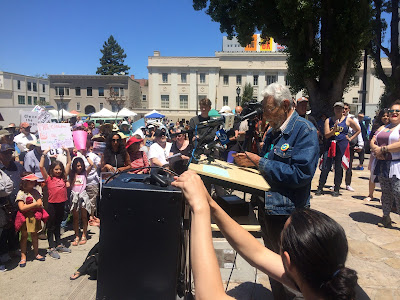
xmin=90 ymin=108 xmax=116 ymax=118
xmin=145 ymin=109 xmax=165 ymax=119
xmin=70 ymin=110 xmax=88 ymax=117
xmin=117 ymin=108 xmax=137 ymax=118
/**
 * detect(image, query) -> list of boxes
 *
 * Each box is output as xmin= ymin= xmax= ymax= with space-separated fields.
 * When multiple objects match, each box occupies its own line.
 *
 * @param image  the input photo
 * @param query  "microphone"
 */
xmin=239 ymin=108 xmax=263 ymax=121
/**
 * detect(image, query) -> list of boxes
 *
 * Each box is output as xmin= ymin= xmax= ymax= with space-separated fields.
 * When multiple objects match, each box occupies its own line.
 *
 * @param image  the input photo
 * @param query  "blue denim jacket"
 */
xmin=259 ymin=111 xmax=319 ymax=215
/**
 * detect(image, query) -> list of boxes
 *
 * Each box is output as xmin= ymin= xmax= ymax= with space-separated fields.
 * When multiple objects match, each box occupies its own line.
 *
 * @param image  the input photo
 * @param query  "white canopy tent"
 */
xmin=90 ymin=108 xmax=116 ymax=118
xmin=117 ymin=108 xmax=137 ymax=118
xmin=48 ymin=109 xmax=77 ymax=119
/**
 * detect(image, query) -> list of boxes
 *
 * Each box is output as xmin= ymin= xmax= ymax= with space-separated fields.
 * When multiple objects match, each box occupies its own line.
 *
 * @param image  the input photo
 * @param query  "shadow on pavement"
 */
xmin=226 ymin=281 xmax=273 ymax=300
xmin=349 ymin=211 xmax=381 ymax=225
xmin=356 ymin=284 xmax=371 ymax=300
xmin=358 ymin=176 xmax=370 ymax=181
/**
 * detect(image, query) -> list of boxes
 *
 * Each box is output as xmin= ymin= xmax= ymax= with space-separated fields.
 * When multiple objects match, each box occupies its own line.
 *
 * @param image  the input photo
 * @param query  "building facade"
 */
xmin=48 ymin=74 xmax=141 ymax=115
xmin=0 ymin=71 xmax=50 ymax=126
xmin=147 ymin=49 xmax=391 ymax=120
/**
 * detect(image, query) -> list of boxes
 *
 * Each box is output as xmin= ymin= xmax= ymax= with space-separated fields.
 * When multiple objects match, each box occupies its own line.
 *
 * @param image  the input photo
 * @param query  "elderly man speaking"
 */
xmin=235 ymin=83 xmax=319 ymax=299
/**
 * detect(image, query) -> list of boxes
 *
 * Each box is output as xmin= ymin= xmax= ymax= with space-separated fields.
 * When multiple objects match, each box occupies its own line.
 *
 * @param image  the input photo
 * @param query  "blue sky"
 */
xmin=0 ymin=1 xmax=392 ymax=80
xmin=0 ymin=0 xmax=223 ymax=79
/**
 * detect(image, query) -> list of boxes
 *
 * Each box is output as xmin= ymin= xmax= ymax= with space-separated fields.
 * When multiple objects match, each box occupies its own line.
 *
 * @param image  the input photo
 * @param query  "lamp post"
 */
xmin=60 ymin=89 xmax=64 ymax=122
xmin=236 ymin=86 xmax=241 ymax=106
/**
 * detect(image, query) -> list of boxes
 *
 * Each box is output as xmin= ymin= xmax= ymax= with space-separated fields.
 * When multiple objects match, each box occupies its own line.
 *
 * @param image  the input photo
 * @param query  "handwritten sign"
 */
xmin=20 ymin=111 xmax=39 ymax=132
xmin=37 ymin=123 xmax=74 ymax=150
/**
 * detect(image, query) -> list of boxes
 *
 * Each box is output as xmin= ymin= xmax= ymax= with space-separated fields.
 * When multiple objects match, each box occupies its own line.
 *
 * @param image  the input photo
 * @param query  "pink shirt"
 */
xmin=72 ymin=174 xmax=87 ymax=194
xmin=46 ymin=177 xmax=67 ymax=204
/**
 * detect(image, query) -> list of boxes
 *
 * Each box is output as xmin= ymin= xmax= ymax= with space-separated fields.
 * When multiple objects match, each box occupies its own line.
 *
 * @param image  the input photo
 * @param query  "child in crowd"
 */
xmin=15 ymin=173 xmax=46 ymax=267
xmin=70 ymin=156 xmax=94 ymax=246
xmin=40 ymin=148 xmax=72 ymax=259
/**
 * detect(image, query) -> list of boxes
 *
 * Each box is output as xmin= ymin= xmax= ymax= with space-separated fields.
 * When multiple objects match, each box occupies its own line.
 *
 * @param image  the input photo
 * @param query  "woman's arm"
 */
xmin=85 ymin=156 xmax=94 ymax=173
xmin=39 ymin=149 xmax=50 ymax=181
xmin=150 ymin=157 xmax=164 ymax=167
xmin=17 ymin=198 xmax=42 ymax=212
xmin=347 ymin=118 xmax=361 ymax=142
xmin=324 ymin=118 xmax=336 ymax=139
xmin=64 ymin=147 xmax=71 ymax=175
xmin=117 ymin=152 xmax=132 ymax=172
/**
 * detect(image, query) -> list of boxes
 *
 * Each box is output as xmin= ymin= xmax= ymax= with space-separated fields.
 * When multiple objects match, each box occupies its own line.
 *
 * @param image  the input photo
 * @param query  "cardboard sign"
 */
xmin=20 ymin=111 xmax=39 ymax=132
xmin=93 ymin=141 xmax=106 ymax=154
xmin=37 ymin=123 xmax=74 ymax=150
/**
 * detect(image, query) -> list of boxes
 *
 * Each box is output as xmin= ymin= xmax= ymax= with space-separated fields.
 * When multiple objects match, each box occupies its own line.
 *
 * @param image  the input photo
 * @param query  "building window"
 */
xmin=18 ymin=95 xmax=25 ymax=105
xmin=285 ymin=76 xmax=290 ymax=86
xmin=27 ymin=82 xmax=32 ymax=91
xmin=75 ymin=87 xmax=81 ymax=96
xmin=236 ymin=75 xmax=242 ymax=85
xmin=161 ymin=95 xmax=169 ymax=108
xmin=180 ymin=95 xmax=188 ymax=109
xmin=77 ymin=102 xmax=81 ymax=111
xmin=17 ymin=80 xmax=21 ymax=90
xmin=55 ymin=87 xmax=69 ymax=96
xmin=28 ymin=96 xmax=32 ymax=105
xmin=266 ymin=75 xmax=277 ymax=85
xmin=100 ymin=103 xmax=104 ymax=110
xmin=162 ymin=73 xmax=168 ymax=83
xmin=200 ymin=73 xmax=206 ymax=84
xmin=223 ymin=96 xmax=228 ymax=106
xmin=112 ymin=87 xmax=124 ymax=96
xmin=352 ymin=97 xmax=359 ymax=103
xmin=223 ymin=75 xmax=229 ymax=85
xmin=181 ymin=73 xmax=187 ymax=83
xmin=98 ymin=87 xmax=104 ymax=97
xmin=142 ymin=95 xmax=147 ymax=101
xmin=33 ymin=97 xmax=37 ymax=105
xmin=253 ymin=75 xmax=259 ymax=86
xmin=42 ymin=84 xmax=45 ymax=93
xmin=87 ymin=87 xmax=92 ymax=97
xmin=120 ymin=87 xmax=124 ymax=96
xmin=33 ymin=82 xmax=37 ymax=92
xmin=39 ymin=97 xmax=46 ymax=104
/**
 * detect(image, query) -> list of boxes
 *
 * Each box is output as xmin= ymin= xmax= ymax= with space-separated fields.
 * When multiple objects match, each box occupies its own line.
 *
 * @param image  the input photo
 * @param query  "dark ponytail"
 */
xmin=281 ymin=208 xmax=358 ymax=300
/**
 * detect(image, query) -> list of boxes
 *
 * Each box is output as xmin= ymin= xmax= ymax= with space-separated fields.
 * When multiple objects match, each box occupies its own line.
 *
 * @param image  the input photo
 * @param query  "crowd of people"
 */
xmin=0 ymin=81 xmax=399 ymax=299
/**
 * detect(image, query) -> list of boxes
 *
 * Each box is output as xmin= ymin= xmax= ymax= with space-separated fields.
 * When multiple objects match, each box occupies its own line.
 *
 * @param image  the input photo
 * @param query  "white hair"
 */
xmin=261 ymin=83 xmax=293 ymax=106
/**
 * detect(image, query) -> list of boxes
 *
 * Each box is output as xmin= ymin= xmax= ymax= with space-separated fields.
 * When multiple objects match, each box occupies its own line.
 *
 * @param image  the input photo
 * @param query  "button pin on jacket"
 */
xmin=281 ymin=143 xmax=289 ymax=151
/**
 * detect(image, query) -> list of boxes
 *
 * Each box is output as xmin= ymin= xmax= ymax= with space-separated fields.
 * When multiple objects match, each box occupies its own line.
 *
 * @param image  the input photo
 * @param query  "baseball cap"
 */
xmin=333 ymin=102 xmax=345 ymax=108
xmin=5 ymin=124 xmax=16 ymax=129
xmin=0 ymin=130 xmax=12 ymax=138
xmin=154 ymin=128 xmax=166 ymax=137
xmin=20 ymin=122 xmax=30 ymax=128
xmin=121 ymin=121 xmax=130 ymax=126
xmin=219 ymin=106 xmax=232 ymax=114
xmin=125 ymin=136 xmax=143 ymax=149
xmin=0 ymin=144 xmax=14 ymax=152
xmin=21 ymin=174 xmax=39 ymax=181
xmin=297 ymin=97 xmax=308 ymax=104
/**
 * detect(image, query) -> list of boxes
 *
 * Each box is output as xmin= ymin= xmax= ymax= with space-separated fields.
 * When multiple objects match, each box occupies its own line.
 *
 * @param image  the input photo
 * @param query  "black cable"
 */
xmin=225 ymin=251 xmax=237 ymax=292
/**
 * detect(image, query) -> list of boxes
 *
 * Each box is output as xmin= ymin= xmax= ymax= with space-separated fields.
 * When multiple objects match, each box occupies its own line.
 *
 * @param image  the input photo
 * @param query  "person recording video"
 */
xmin=189 ymin=98 xmax=218 ymax=147
xmin=172 ymin=171 xmax=358 ymax=300
xmin=234 ymin=83 xmax=320 ymax=299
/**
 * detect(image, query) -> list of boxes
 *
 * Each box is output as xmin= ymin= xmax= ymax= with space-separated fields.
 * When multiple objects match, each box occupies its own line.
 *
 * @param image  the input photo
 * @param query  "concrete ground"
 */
xmin=1 ymin=155 xmax=400 ymax=299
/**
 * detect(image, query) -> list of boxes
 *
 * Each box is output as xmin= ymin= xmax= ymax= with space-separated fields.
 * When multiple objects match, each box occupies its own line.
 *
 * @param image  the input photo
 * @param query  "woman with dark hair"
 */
xmin=370 ymin=100 xmax=400 ymax=227
xmin=126 ymin=135 xmax=149 ymax=174
xmin=169 ymin=128 xmax=192 ymax=175
xmin=364 ymin=109 xmax=389 ymax=201
xmin=172 ymin=171 xmax=358 ymax=300
xmin=101 ymin=133 xmax=131 ymax=173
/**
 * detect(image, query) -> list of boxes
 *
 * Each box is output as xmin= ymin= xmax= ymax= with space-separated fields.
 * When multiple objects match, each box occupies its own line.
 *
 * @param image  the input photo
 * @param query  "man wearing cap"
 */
xmin=295 ymin=97 xmax=318 ymax=129
xmin=234 ymin=83 xmax=319 ymax=299
xmin=189 ymin=98 xmax=218 ymax=148
xmin=148 ymin=129 xmax=172 ymax=168
xmin=13 ymin=123 xmax=37 ymax=159
xmin=5 ymin=123 xmax=17 ymax=139
xmin=120 ymin=121 xmax=132 ymax=137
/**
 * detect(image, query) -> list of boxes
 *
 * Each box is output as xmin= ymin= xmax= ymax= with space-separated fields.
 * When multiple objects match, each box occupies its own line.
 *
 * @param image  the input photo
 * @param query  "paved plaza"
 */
xmin=1 ymin=155 xmax=400 ymax=299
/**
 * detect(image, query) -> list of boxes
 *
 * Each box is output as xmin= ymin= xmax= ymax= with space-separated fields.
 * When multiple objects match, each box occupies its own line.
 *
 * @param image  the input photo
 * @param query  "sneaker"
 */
xmin=315 ymin=189 xmax=323 ymax=196
xmin=0 ymin=264 xmax=6 ymax=272
xmin=48 ymin=249 xmax=60 ymax=259
xmin=354 ymin=166 xmax=364 ymax=170
xmin=329 ymin=186 xmax=334 ymax=191
xmin=346 ymin=185 xmax=355 ymax=192
xmin=56 ymin=244 xmax=71 ymax=253
xmin=332 ymin=191 xmax=341 ymax=197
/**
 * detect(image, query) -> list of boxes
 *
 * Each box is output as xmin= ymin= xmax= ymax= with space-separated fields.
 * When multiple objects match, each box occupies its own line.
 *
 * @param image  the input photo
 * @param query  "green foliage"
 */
xmin=193 ymin=0 xmax=373 ymax=116
xmin=96 ymin=35 xmax=130 ymax=75
xmin=241 ymin=83 xmax=254 ymax=106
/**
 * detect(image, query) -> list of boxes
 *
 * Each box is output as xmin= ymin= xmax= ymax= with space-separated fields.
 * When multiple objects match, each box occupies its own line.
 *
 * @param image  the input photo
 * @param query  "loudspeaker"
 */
xmin=97 ymin=172 xmax=187 ymax=300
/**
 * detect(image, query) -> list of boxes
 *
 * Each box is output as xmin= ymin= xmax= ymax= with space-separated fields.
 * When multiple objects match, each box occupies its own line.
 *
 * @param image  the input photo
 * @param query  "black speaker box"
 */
xmin=97 ymin=173 xmax=187 ymax=300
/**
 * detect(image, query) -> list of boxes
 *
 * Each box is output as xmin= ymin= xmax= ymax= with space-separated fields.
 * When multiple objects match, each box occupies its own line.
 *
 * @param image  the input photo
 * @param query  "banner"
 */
xmin=37 ymin=123 xmax=74 ymax=150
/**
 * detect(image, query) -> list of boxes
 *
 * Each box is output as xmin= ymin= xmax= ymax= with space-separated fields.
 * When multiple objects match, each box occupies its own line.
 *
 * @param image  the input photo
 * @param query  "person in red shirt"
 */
xmin=40 ymin=147 xmax=71 ymax=259
xmin=126 ymin=135 xmax=150 ymax=174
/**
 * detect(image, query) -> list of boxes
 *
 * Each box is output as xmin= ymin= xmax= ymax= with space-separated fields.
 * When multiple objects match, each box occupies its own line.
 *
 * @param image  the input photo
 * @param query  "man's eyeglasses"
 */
xmin=389 ymin=109 xmax=400 ymax=114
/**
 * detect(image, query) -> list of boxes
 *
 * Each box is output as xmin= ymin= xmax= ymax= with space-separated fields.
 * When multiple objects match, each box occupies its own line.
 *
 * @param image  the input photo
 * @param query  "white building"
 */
xmin=147 ymin=40 xmax=391 ymax=120
xmin=0 ymin=71 xmax=50 ymax=126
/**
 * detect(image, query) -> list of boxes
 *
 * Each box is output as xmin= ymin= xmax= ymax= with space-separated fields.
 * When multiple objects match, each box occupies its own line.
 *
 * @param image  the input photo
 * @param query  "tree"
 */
xmin=193 ymin=0 xmax=373 ymax=116
xmin=241 ymin=82 xmax=254 ymax=106
xmin=96 ymin=35 xmax=130 ymax=75
xmin=369 ymin=0 xmax=400 ymax=108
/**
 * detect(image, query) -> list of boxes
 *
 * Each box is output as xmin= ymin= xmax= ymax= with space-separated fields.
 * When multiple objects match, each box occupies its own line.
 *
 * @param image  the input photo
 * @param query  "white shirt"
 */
xmin=148 ymin=142 xmax=172 ymax=166
xmin=348 ymin=114 xmax=364 ymax=148
xmin=13 ymin=133 xmax=37 ymax=152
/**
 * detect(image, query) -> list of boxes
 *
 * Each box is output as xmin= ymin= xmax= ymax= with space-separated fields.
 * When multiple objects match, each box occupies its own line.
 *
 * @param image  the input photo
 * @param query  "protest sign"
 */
xmin=20 ymin=111 xmax=39 ymax=132
xmin=93 ymin=141 xmax=106 ymax=154
xmin=131 ymin=118 xmax=145 ymax=133
xmin=37 ymin=123 xmax=74 ymax=150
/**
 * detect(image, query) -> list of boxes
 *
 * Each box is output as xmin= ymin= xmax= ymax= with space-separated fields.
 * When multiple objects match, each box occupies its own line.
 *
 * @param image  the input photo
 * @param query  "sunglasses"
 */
xmin=389 ymin=109 xmax=400 ymax=114
xmin=112 ymin=138 xmax=121 ymax=142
